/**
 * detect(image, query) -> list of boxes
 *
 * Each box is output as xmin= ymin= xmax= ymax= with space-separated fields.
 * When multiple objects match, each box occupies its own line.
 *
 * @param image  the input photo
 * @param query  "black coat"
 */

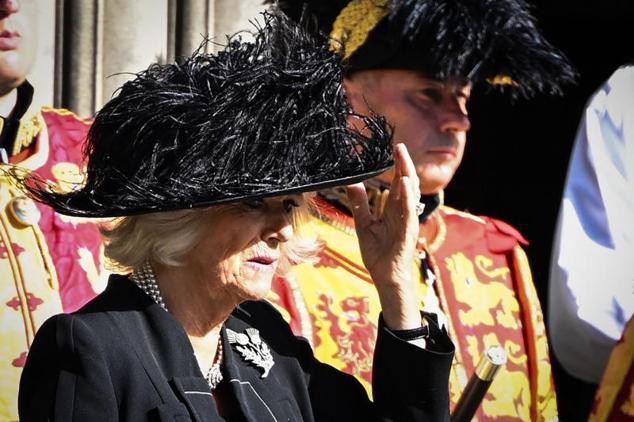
xmin=19 ymin=275 xmax=454 ymax=421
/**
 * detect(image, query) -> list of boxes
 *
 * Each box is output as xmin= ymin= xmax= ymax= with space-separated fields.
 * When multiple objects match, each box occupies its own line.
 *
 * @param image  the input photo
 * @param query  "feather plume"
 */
xmin=386 ymin=0 xmax=577 ymax=97
xmin=11 ymin=11 xmax=392 ymax=217
xmin=271 ymin=0 xmax=577 ymax=97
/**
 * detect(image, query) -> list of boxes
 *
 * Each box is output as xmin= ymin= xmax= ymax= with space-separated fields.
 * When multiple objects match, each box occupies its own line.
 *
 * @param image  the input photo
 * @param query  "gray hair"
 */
xmin=100 ymin=201 xmax=319 ymax=273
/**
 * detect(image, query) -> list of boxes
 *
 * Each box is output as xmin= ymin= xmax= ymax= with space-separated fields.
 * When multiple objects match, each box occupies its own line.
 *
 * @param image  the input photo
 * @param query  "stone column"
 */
xmin=173 ymin=0 xmax=213 ymax=59
xmin=56 ymin=0 xmax=99 ymax=117
xmin=53 ymin=0 xmax=267 ymax=116
xmin=213 ymin=0 xmax=264 ymax=49
xmin=100 ymin=0 xmax=169 ymax=109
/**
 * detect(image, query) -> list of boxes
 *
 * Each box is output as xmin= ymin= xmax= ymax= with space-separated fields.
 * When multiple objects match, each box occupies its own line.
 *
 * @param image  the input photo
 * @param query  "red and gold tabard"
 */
xmin=590 ymin=316 xmax=634 ymax=422
xmin=269 ymin=196 xmax=557 ymax=421
xmin=0 ymin=107 xmax=106 ymax=421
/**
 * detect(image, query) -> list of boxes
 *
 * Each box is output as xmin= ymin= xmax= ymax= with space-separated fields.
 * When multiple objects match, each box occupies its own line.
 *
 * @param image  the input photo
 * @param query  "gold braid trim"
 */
xmin=10 ymin=113 xmax=42 ymax=156
xmin=330 ymin=1 xmax=516 ymax=87
xmin=41 ymin=105 xmax=92 ymax=124
xmin=329 ymin=0 xmax=389 ymax=59
xmin=286 ymin=272 xmax=315 ymax=348
xmin=487 ymin=75 xmax=517 ymax=86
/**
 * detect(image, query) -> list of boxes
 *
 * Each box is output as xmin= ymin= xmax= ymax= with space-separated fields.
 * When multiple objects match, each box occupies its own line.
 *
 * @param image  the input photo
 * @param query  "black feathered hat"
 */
xmin=271 ymin=0 xmax=577 ymax=98
xmin=15 ymin=11 xmax=392 ymax=218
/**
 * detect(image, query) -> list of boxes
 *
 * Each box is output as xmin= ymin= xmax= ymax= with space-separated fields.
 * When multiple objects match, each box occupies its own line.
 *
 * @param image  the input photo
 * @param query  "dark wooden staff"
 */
xmin=451 ymin=345 xmax=507 ymax=422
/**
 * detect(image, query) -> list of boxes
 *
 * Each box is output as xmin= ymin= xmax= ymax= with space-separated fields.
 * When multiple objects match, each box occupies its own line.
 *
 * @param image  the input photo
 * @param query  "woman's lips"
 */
xmin=0 ymin=30 xmax=20 ymax=51
xmin=244 ymin=256 xmax=278 ymax=272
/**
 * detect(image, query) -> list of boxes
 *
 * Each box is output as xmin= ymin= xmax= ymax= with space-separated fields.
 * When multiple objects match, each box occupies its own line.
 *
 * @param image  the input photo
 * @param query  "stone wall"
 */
xmin=29 ymin=0 xmax=265 ymax=117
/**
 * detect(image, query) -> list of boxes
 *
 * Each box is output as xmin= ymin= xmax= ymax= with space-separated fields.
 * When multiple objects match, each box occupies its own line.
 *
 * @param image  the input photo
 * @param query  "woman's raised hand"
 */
xmin=346 ymin=143 xmax=422 ymax=330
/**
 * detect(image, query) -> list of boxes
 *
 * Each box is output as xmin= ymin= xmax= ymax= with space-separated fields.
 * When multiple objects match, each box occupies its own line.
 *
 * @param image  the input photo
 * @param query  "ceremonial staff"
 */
xmin=452 ymin=345 xmax=507 ymax=422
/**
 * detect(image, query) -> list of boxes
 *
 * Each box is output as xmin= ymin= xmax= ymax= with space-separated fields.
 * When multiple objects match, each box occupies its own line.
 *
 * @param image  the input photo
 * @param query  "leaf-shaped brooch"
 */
xmin=226 ymin=328 xmax=274 ymax=378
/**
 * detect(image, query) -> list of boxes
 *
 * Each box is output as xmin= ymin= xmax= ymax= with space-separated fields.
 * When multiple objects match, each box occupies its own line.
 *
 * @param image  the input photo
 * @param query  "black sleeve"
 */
xmin=292 ymin=308 xmax=454 ymax=421
xmin=19 ymin=314 xmax=119 ymax=421
xmin=373 ymin=314 xmax=454 ymax=422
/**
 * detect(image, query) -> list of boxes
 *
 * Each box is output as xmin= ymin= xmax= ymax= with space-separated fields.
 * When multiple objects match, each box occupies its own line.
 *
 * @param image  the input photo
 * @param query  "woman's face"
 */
xmin=184 ymin=195 xmax=302 ymax=303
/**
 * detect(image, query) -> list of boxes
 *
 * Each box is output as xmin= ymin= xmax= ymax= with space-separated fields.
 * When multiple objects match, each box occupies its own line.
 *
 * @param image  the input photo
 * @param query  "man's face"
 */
xmin=0 ymin=0 xmax=37 ymax=94
xmin=344 ymin=69 xmax=471 ymax=194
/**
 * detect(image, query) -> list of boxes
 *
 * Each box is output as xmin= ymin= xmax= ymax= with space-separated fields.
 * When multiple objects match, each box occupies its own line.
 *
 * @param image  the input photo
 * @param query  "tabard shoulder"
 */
xmin=437 ymin=206 xmax=528 ymax=254
xmin=39 ymin=106 xmax=91 ymax=150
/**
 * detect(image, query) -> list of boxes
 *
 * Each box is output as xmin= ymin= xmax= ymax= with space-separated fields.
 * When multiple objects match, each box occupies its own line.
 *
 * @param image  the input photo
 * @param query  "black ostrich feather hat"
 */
xmin=271 ymin=0 xmax=577 ymax=98
xmin=16 ymin=11 xmax=392 ymax=218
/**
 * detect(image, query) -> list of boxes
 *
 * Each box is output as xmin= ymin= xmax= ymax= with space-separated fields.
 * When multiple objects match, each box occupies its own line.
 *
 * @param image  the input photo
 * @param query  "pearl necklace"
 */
xmin=130 ymin=261 xmax=224 ymax=390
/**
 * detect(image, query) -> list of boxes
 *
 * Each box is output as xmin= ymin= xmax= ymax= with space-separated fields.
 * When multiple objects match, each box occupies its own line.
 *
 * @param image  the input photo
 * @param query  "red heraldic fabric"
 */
xmin=269 ymin=196 xmax=557 ymax=421
xmin=0 ymin=107 xmax=105 ymax=420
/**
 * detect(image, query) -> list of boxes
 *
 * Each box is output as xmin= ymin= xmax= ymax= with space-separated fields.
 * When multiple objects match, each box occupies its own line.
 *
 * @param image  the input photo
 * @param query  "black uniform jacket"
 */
xmin=19 ymin=275 xmax=454 ymax=421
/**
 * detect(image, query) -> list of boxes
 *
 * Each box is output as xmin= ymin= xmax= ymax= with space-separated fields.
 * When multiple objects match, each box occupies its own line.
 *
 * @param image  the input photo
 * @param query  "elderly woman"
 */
xmin=16 ymin=13 xmax=453 ymax=422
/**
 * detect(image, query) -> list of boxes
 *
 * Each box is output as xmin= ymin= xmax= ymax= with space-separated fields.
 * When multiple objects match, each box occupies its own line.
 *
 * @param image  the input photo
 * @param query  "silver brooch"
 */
xmin=226 ymin=328 xmax=274 ymax=378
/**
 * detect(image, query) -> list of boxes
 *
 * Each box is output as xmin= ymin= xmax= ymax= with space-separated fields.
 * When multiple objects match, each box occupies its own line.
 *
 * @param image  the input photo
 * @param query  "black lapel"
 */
xmin=102 ymin=277 xmax=304 ymax=421
xmin=223 ymin=311 xmax=302 ymax=422
xmin=169 ymin=376 xmax=221 ymax=422
xmin=104 ymin=276 xmax=222 ymax=422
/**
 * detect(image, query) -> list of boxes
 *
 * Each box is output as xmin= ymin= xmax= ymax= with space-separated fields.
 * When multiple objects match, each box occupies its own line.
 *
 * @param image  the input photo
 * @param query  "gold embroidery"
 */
xmin=479 ymin=333 xmax=531 ymax=419
xmin=12 ymin=114 xmax=42 ymax=156
xmin=50 ymin=162 xmax=84 ymax=193
xmin=466 ymin=335 xmax=480 ymax=365
xmin=504 ymin=340 xmax=528 ymax=366
xmin=317 ymin=294 xmax=376 ymax=380
xmin=14 ymin=112 xmax=49 ymax=171
xmin=621 ymin=384 xmax=634 ymax=416
xmin=41 ymin=105 xmax=92 ymax=123
xmin=468 ymin=334 xmax=526 ymax=370
xmin=487 ymin=75 xmax=517 ymax=86
xmin=419 ymin=210 xmax=447 ymax=253
xmin=512 ymin=246 xmax=558 ymax=421
xmin=284 ymin=271 xmax=314 ymax=347
xmin=0 ymin=178 xmax=60 ymax=292
xmin=461 ymin=332 xmax=532 ymax=419
xmin=31 ymin=224 xmax=59 ymax=290
xmin=475 ymin=255 xmax=510 ymax=279
xmin=50 ymin=162 xmax=103 ymax=227
xmin=441 ymin=205 xmax=486 ymax=224
xmin=445 ymin=252 xmax=519 ymax=329
xmin=482 ymin=365 xmax=531 ymax=419
xmin=78 ymin=246 xmax=109 ymax=295
xmin=427 ymin=243 xmax=470 ymax=404
xmin=330 ymin=0 xmax=389 ymax=58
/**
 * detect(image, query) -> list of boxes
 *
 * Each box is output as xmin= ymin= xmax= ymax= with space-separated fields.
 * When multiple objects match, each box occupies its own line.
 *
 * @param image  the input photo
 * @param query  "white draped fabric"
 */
xmin=549 ymin=65 xmax=634 ymax=383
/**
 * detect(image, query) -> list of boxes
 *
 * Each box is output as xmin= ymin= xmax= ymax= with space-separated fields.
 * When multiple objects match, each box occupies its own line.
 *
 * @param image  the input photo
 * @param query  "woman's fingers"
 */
xmin=383 ymin=171 xmax=403 ymax=221
xmin=347 ymin=143 xmax=420 ymax=236
xmin=346 ymin=182 xmax=372 ymax=230
xmin=383 ymin=144 xmax=420 ymax=222
xmin=400 ymin=176 xmax=418 ymax=224
xmin=395 ymin=143 xmax=417 ymax=180
xmin=388 ymin=145 xmax=402 ymax=198
xmin=395 ymin=143 xmax=420 ymax=199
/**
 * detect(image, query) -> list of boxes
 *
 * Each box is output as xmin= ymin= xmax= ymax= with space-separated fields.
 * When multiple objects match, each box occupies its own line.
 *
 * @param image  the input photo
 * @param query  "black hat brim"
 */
xmin=51 ymin=164 xmax=392 ymax=217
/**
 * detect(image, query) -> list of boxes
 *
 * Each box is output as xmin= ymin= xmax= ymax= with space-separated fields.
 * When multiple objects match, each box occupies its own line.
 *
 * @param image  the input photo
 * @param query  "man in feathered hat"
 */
xmin=0 ymin=1 xmax=103 ymax=419
xmin=268 ymin=1 xmax=576 ymax=420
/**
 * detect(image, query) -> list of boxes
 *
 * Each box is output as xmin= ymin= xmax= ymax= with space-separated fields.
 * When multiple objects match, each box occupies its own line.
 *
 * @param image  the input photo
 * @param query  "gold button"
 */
xmin=8 ymin=196 xmax=41 ymax=226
